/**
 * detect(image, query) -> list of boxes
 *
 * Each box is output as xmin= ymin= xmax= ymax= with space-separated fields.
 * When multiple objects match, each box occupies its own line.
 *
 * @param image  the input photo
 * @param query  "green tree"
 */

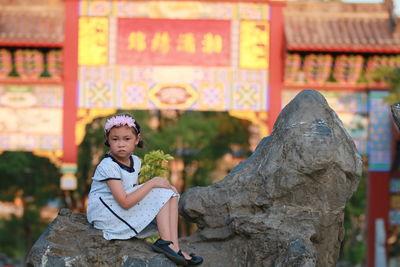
xmin=76 ymin=110 xmax=250 ymax=199
xmin=142 ymin=111 xmax=250 ymax=188
xmin=339 ymin=169 xmax=367 ymax=265
xmin=371 ymin=66 xmax=400 ymax=104
xmin=0 ymin=152 xmax=61 ymax=260
xmin=76 ymin=110 xmax=250 ymax=237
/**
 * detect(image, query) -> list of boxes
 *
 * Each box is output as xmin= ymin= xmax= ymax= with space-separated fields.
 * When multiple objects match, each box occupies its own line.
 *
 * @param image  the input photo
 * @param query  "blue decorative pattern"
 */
xmin=368 ymin=91 xmax=391 ymax=171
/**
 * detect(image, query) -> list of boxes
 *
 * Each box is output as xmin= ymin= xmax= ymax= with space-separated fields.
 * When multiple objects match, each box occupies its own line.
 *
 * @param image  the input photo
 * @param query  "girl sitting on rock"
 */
xmin=87 ymin=113 xmax=203 ymax=266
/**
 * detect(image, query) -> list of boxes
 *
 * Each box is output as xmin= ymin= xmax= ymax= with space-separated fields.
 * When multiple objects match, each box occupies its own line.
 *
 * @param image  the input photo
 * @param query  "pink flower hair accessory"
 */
xmin=104 ymin=114 xmax=138 ymax=133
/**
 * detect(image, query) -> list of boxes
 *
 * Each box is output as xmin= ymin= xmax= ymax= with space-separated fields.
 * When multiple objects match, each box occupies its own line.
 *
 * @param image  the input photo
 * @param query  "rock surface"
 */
xmin=179 ymin=89 xmax=362 ymax=266
xmin=26 ymin=90 xmax=362 ymax=267
xmin=391 ymin=103 xmax=400 ymax=129
xmin=26 ymin=208 xmax=175 ymax=267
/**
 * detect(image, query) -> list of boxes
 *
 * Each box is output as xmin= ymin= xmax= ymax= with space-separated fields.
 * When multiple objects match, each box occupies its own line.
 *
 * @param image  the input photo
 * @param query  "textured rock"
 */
xmin=27 ymin=90 xmax=362 ymax=267
xmin=26 ymin=208 xmax=175 ymax=267
xmin=179 ymin=89 xmax=362 ymax=267
xmin=391 ymin=103 xmax=400 ymax=129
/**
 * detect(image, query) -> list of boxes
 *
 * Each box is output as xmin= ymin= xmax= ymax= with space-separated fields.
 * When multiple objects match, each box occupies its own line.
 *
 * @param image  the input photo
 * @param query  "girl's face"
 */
xmin=107 ymin=125 xmax=140 ymax=164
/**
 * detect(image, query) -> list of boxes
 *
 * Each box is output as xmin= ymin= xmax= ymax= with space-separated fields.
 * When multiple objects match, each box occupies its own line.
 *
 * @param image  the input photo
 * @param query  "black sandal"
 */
xmin=151 ymin=239 xmax=187 ymax=265
xmin=178 ymin=250 xmax=203 ymax=265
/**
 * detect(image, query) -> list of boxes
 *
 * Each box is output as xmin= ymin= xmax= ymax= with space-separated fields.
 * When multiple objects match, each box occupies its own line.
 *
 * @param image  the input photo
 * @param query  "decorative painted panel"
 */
xmin=14 ymin=50 xmax=43 ymax=80
xmin=284 ymin=53 xmax=400 ymax=87
xmin=77 ymin=1 xmax=270 ymax=112
xmin=389 ymin=209 xmax=400 ymax=226
xmin=390 ymin=178 xmax=400 ymax=226
xmin=79 ymin=1 xmax=269 ymax=20
xmin=0 ymin=49 xmax=12 ymax=79
xmin=239 ymin=21 xmax=269 ymax=69
xmin=391 ymin=195 xmax=400 ymax=209
xmin=391 ymin=178 xmax=400 ymax=193
xmin=47 ymin=50 xmax=63 ymax=80
xmin=78 ymin=17 xmax=109 ymax=66
xmin=303 ymin=54 xmax=332 ymax=84
xmin=0 ymin=85 xmax=63 ymax=151
xmin=333 ymin=55 xmax=363 ymax=84
xmin=368 ymin=91 xmax=391 ymax=171
xmin=0 ymin=48 xmax=62 ymax=81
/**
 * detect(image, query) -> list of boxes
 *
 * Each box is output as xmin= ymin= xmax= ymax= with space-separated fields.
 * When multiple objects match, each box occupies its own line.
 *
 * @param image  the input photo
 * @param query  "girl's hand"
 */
xmin=149 ymin=177 xmax=178 ymax=193
xmin=150 ymin=177 xmax=171 ymax=189
xmin=170 ymin=185 xmax=178 ymax=194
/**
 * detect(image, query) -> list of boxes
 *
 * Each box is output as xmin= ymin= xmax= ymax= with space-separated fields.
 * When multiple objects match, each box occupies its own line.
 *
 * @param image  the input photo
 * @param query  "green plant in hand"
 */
xmin=139 ymin=150 xmax=174 ymax=184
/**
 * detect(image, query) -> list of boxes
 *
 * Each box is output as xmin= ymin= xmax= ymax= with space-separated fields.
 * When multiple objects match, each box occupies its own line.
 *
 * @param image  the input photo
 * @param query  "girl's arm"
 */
xmin=107 ymin=177 xmax=174 ymax=209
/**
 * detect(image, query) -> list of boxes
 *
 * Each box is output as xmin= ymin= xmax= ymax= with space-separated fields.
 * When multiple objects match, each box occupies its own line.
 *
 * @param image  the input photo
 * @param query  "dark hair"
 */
xmin=104 ymin=113 xmax=144 ymax=148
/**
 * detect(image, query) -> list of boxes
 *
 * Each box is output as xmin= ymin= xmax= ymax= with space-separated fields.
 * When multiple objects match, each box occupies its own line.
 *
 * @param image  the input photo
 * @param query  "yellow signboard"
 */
xmin=240 ymin=21 xmax=269 ymax=69
xmin=78 ymin=17 xmax=109 ymax=66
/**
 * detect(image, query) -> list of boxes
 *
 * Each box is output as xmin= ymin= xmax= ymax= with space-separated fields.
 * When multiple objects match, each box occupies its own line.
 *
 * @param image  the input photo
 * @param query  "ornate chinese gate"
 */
xmin=61 ymin=0 xmax=284 ymax=189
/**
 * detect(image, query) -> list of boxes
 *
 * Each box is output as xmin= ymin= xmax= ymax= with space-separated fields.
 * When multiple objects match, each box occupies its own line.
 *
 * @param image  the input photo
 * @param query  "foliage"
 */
xmin=0 ymin=152 xmax=61 ymax=261
xmin=370 ymin=66 xmax=400 ymax=104
xmin=139 ymin=150 xmax=174 ymax=183
xmin=339 ymin=169 xmax=367 ymax=264
xmin=77 ymin=110 xmax=250 ymax=194
xmin=0 ymin=216 xmax=26 ymax=259
xmin=0 ymin=152 xmax=61 ymax=205
xmin=0 ymin=209 xmax=45 ymax=260
xmin=141 ymin=111 xmax=250 ymax=188
xmin=74 ymin=110 xmax=250 ymax=239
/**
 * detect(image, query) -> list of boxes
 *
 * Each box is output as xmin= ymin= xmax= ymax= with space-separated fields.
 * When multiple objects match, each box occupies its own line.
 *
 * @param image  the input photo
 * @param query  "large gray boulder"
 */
xmin=179 ymin=89 xmax=362 ymax=266
xmin=26 ymin=90 xmax=362 ymax=267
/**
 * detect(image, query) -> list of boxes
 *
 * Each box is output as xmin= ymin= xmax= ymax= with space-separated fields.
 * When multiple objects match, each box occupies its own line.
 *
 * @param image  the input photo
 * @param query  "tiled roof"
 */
xmin=0 ymin=4 xmax=64 ymax=46
xmin=285 ymin=1 xmax=400 ymax=52
xmin=1 ymin=1 xmax=399 ymax=52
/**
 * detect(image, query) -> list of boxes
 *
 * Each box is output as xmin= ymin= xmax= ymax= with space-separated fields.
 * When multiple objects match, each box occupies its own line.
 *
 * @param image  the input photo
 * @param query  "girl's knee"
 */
xmin=169 ymin=196 xmax=178 ymax=205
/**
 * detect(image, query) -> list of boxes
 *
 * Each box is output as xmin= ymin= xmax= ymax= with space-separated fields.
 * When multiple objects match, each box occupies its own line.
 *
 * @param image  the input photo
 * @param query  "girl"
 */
xmin=87 ymin=113 xmax=203 ymax=266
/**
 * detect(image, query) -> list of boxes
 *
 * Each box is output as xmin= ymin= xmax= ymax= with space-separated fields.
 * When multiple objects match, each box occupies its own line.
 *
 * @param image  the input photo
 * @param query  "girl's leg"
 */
xmin=156 ymin=197 xmax=179 ymax=249
xmin=167 ymin=197 xmax=193 ymax=259
xmin=156 ymin=198 xmax=172 ymax=242
xmin=168 ymin=196 xmax=179 ymax=248
xmin=156 ymin=196 xmax=193 ymax=260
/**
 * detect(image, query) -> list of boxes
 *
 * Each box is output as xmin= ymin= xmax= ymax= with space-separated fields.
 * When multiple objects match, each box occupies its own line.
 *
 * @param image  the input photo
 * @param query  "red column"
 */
xmin=367 ymin=171 xmax=390 ymax=267
xmin=61 ymin=0 xmax=79 ymax=191
xmin=63 ymin=0 xmax=79 ymax=164
xmin=268 ymin=1 xmax=285 ymax=131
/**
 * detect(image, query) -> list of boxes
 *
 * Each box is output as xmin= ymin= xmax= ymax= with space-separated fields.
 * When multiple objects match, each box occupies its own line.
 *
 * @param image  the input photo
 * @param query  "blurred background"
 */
xmin=0 ymin=0 xmax=400 ymax=266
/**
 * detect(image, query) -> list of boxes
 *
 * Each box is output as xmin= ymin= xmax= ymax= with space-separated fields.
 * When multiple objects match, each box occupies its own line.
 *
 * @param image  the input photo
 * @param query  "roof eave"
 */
xmin=287 ymin=45 xmax=400 ymax=54
xmin=0 ymin=41 xmax=63 ymax=48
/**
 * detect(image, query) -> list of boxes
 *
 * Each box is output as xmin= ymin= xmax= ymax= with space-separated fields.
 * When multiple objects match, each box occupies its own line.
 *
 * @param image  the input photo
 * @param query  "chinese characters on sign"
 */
xmin=118 ymin=18 xmax=230 ymax=66
xmin=77 ymin=12 xmax=270 ymax=111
